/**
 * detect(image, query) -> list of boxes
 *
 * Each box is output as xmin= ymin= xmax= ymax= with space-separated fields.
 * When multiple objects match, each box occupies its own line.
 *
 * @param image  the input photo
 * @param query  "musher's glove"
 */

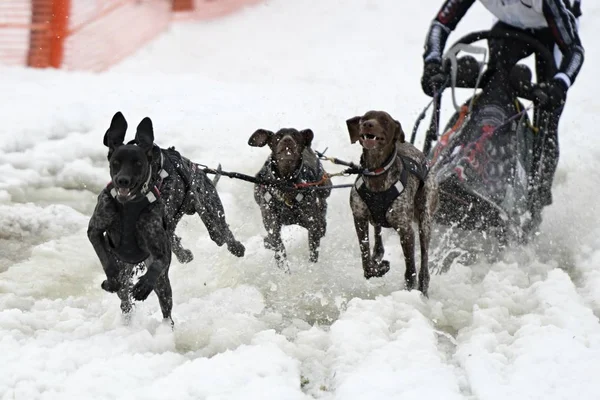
xmin=421 ymin=61 xmax=447 ymax=97
xmin=536 ymin=78 xmax=568 ymax=111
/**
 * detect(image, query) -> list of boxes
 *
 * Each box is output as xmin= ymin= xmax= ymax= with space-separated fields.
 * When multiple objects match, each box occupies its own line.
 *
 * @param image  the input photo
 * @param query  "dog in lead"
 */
xmin=87 ymin=112 xmax=245 ymax=323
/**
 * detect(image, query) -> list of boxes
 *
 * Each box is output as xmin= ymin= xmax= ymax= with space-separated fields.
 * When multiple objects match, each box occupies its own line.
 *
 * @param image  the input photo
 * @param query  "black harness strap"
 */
xmin=106 ymin=179 xmax=161 ymax=265
xmin=355 ymin=154 xmax=428 ymax=228
xmin=258 ymin=153 xmax=326 ymax=209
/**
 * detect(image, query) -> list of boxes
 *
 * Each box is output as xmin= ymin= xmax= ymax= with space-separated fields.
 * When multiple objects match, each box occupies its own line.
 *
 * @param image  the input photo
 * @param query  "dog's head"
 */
xmin=346 ymin=110 xmax=404 ymax=152
xmin=103 ymin=112 xmax=155 ymax=203
xmin=248 ymin=128 xmax=314 ymax=178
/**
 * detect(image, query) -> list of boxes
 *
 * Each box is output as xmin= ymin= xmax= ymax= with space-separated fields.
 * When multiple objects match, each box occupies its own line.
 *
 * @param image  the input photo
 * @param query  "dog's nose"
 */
xmin=281 ymin=136 xmax=294 ymax=144
xmin=362 ymin=120 xmax=375 ymax=129
xmin=117 ymin=176 xmax=131 ymax=187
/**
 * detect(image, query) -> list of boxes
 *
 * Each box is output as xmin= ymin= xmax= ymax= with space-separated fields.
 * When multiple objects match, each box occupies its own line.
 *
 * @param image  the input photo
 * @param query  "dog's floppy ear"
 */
xmin=394 ymin=119 xmax=405 ymax=143
xmin=248 ymin=129 xmax=273 ymax=147
xmin=135 ymin=117 xmax=155 ymax=153
xmin=300 ymin=129 xmax=314 ymax=147
xmin=346 ymin=116 xmax=362 ymax=144
xmin=103 ymin=111 xmax=127 ymax=149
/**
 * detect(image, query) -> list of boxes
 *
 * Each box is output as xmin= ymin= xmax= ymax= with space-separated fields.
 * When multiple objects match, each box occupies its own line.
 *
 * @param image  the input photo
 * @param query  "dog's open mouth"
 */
xmin=115 ymin=187 xmax=136 ymax=201
xmin=359 ymin=133 xmax=384 ymax=149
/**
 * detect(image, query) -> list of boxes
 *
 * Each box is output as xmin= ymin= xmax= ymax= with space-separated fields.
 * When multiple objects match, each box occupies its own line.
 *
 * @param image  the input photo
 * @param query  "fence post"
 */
xmin=27 ymin=0 xmax=70 ymax=69
xmin=49 ymin=0 xmax=71 ymax=68
xmin=173 ymin=0 xmax=194 ymax=12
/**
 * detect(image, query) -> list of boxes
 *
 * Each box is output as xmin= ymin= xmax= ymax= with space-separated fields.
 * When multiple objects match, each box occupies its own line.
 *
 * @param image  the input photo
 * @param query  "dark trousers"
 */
xmin=488 ymin=21 xmax=565 ymax=216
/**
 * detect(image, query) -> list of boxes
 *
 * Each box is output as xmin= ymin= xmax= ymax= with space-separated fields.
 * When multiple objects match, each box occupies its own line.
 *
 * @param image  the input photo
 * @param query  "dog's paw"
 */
xmin=131 ymin=275 xmax=156 ymax=301
xmin=263 ymin=236 xmax=278 ymax=250
xmin=309 ymin=251 xmax=319 ymax=263
xmin=175 ymin=248 xmax=194 ymax=264
xmin=227 ymin=240 xmax=245 ymax=257
xmin=364 ymin=260 xmax=390 ymax=279
xmin=275 ymin=258 xmax=291 ymax=274
xmin=405 ymin=274 xmax=416 ymax=291
xmin=163 ymin=317 xmax=175 ymax=330
xmin=101 ymin=279 xmax=121 ymax=293
xmin=208 ymin=229 xmax=227 ymax=247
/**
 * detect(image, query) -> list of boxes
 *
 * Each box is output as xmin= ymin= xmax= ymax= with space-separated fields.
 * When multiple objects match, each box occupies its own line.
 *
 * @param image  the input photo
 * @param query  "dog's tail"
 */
xmin=212 ymin=164 xmax=223 ymax=187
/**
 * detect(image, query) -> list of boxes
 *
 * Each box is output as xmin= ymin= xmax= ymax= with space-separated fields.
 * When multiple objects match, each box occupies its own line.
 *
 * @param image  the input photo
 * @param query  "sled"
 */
xmin=412 ymin=27 xmax=558 ymax=271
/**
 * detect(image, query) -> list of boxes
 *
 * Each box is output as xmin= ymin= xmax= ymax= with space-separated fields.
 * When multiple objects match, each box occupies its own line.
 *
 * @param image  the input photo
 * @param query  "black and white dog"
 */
xmin=87 ymin=112 xmax=245 ymax=323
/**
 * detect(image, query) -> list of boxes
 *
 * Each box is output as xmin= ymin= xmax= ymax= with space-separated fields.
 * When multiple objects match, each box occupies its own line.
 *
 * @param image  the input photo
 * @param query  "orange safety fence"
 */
xmin=0 ymin=1 xmax=35 ymax=67
xmin=63 ymin=0 xmax=171 ymax=72
xmin=0 ymin=0 xmax=262 ymax=72
xmin=173 ymin=0 xmax=264 ymax=21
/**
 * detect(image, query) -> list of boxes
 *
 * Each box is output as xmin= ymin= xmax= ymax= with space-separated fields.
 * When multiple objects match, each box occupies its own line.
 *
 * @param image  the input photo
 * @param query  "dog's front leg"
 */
xmin=131 ymin=210 xmax=172 ymax=308
xmin=353 ymin=215 xmax=372 ymax=277
xmin=307 ymin=208 xmax=327 ymax=263
xmin=88 ymin=192 xmax=121 ymax=292
xmin=308 ymin=228 xmax=321 ymax=263
xmin=261 ymin=210 xmax=289 ymax=273
xmin=373 ymin=225 xmax=385 ymax=264
xmin=153 ymin=263 xmax=173 ymax=325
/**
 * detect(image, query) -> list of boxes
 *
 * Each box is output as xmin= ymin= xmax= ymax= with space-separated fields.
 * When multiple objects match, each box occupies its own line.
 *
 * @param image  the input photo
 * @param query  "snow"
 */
xmin=1 ymin=0 xmax=600 ymax=399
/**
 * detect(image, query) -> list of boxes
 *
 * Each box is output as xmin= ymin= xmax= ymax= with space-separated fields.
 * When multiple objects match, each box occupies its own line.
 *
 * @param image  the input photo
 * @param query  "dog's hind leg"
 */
xmin=417 ymin=211 xmax=432 ymax=297
xmin=153 ymin=270 xmax=174 ymax=327
xmin=194 ymin=173 xmax=245 ymax=257
xmin=415 ymin=180 xmax=438 ymax=296
xmin=397 ymin=223 xmax=417 ymax=291
xmin=171 ymin=233 xmax=193 ymax=264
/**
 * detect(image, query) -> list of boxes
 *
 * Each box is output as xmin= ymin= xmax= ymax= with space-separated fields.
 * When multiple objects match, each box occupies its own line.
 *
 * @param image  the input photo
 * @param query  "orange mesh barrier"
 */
xmin=174 ymin=0 xmax=263 ymax=21
xmin=0 ymin=0 xmax=262 ymax=71
xmin=62 ymin=0 xmax=171 ymax=72
xmin=0 ymin=1 xmax=35 ymax=67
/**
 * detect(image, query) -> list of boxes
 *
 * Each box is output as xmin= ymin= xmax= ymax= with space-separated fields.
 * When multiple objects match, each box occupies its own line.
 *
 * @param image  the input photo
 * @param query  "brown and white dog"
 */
xmin=346 ymin=111 xmax=438 ymax=296
xmin=248 ymin=128 xmax=332 ymax=272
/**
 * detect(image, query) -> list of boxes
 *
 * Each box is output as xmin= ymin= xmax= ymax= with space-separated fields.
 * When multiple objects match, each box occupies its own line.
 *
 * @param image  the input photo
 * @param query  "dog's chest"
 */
xmin=354 ymin=155 xmax=428 ymax=227
xmin=107 ymin=199 xmax=154 ymax=264
xmin=255 ymin=161 xmax=322 ymax=222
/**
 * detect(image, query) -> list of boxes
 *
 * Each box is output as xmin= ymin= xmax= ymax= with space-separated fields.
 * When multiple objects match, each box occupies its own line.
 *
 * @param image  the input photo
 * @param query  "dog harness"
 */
xmin=257 ymin=154 xmax=327 ymax=209
xmin=355 ymin=151 xmax=428 ymax=228
xmin=106 ymin=168 xmax=162 ymax=265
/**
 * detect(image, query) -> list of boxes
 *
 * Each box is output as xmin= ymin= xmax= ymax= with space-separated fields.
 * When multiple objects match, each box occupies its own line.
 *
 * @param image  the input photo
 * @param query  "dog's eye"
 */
xmin=112 ymin=160 xmax=120 ymax=167
xmin=135 ymin=161 xmax=143 ymax=168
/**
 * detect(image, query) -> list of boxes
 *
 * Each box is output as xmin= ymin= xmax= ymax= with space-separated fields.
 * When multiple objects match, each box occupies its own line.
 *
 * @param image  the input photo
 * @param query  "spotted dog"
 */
xmin=346 ymin=111 xmax=439 ymax=296
xmin=87 ymin=112 xmax=245 ymax=323
xmin=248 ymin=128 xmax=332 ymax=272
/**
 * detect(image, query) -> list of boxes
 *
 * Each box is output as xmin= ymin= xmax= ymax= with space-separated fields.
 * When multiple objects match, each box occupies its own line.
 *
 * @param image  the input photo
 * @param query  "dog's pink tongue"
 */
xmin=118 ymin=188 xmax=130 ymax=197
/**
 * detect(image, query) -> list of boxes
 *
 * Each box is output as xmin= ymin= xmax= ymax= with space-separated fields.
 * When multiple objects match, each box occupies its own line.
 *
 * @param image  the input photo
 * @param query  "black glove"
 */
xmin=421 ymin=61 xmax=447 ymax=97
xmin=536 ymin=78 xmax=568 ymax=111
xmin=131 ymin=267 xmax=161 ymax=301
xmin=101 ymin=278 xmax=121 ymax=293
